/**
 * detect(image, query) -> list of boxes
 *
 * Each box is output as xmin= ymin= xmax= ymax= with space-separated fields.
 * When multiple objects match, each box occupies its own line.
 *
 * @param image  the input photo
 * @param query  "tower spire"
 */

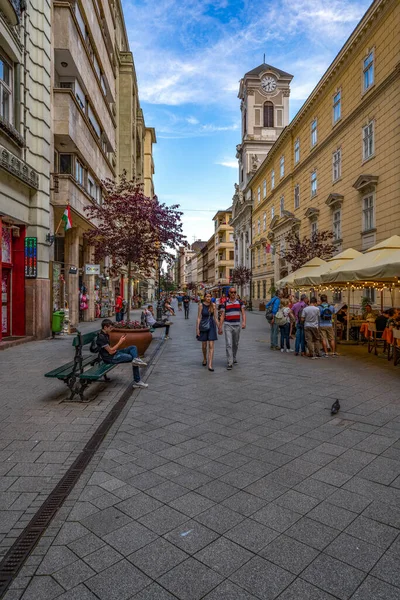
xmin=263 ymin=53 xmax=265 ymax=63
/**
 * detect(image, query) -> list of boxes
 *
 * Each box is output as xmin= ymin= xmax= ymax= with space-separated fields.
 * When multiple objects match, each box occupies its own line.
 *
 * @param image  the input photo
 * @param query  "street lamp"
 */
xmin=156 ymin=254 xmax=163 ymax=320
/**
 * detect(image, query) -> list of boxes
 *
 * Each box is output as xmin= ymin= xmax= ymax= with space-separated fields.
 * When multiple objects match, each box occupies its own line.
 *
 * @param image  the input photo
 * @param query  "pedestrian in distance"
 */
xmin=115 ymin=289 xmax=124 ymax=322
xmin=177 ymin=294 xmax=183 ymax=311
xmin=183 ymin=293 xmax=191 ymax=319
xmin=97 ymin=319 xmax=148 ymax=388
xmin=218 ymin=287 xmax=246 ymax=370
xmin=275 ymin=298 xmax=295 ymax=352
xmin=318 ymin=294 xmax=338 ymax=357
xmin=196 ymin=291 xmax=219 ymax=371
xmin=144 ymin=305 xmax=172 ymax=339
xmin=292 ymin=294 xmax=309 ymax=355
xmin=265 ymin=290 xmax=281 ymax=350
xmin=301 ymin=297 xmax=321 ymax=359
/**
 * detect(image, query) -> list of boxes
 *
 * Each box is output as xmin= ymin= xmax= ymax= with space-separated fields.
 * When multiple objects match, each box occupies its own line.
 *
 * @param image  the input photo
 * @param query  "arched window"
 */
xmin=263 ymin=102 xmax=274 ymax=127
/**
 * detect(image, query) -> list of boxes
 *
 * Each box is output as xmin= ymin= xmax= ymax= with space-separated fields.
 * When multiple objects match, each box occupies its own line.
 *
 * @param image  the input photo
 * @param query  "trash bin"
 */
xmin=259 ymin=302 xmax=266 ymax=311
xmin=52 ymin=311 xmax=65 ymax=336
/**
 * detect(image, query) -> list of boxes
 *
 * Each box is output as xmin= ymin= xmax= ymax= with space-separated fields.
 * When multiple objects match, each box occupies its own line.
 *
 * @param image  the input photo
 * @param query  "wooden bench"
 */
xmin=45 ymin=330 xmax=114 ymax=401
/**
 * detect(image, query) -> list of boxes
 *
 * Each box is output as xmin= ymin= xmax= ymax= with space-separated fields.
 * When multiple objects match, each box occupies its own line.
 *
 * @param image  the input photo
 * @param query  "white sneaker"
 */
xmin=286 ymin=349 xmax=294 ymax=353
xmin=132 ymin=381 xmax=148 ymax=388
xmin=132 ymin=358 xmax=147 ymax=367
xmin=280 ymin=348 xmax=285 ymax=353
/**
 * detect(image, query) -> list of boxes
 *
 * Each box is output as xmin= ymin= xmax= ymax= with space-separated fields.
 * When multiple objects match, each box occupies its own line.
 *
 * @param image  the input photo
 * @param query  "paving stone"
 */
xmin=36 ymin=545 xmax=78 ymax=575
xmin=362 ymin=500 xmax=400 ymax=528
xmin=145 ymin=481 xmax=188 ymax=503
xmin=163 ymin=520 xmax=218 ymax=554
xmin=56 ymin=584 xmax=100 ymax=600
xmin=172 ymin=470 xmax=213 ymax=490
xmin=196 ymin=480 xmax=237 ymax=502
xmin=20 ymin=576 xmax=64 ymax=600
xmin=128 ymin=472 xmax=167 ymax=491
xmin=285 ymin=516 xmax=340 ymax=551
xmin=116 ymin=492 xmax=163 ymax=520
xmin=251 ymin=502 xmax=302 ymax=533
xmin=230 ymin=555 xmax=295 ymax=599
xmin=325 ymin=532 xmax=384 ymax=572
xmin=295 ymin=477 xmax=337 ymax=500
xmin=224 ymin=518 xmax=279 ymax=553
xmin=195 ymin=536 xmax=254 ymax=577
xmin=221 ymin=490 xmax=267 ymax=516
xmin=81 ymin=507 xmax=132 ymax=537
xmin=138 ymin=506 xmax=188 ymax=535
xmin=131 ymin=583 xmax=177 ymax=599
xmin=194 ymin=503 xmax=244 ymax=534
xmin=311 ymin=467 xmax=353 ymax=487
xmin=168 ymin=491 xmax=215 ymax=517
xmin=218 ymin=468 xmax=263 ymax=489
xmin=371 ymin=546 xmax=400 ymax=588
xmin=129 ymin=538 xmax=188 ymax=579
xmin=307 ymin=500 xmax=357 ymax=530
xmin=260 ymin=534 xmax=319 ymax=575
xmin=82 ymin=545 xmax=122 ymax=572
xmin=325 ymin=488 xmax=372 ymax=513
xmin=345 ymin=516 xmax=398 ymax=550
xmin=274 ymin=489 xmax=320 ymax=515
xmin=54 ymin=522 xmax=91 ymax=546
xmin=244 ymin=478 xmax=288 ymax=502
xmin=350 ymin=575 xmax=400 ymax=600
xmin=86 ymin=559 xmax=151 ymax=600
xmin=158 ymin=557 xmax=223 ymax=600
xmin=53 ymin=559 xmax=96 ymax=590
xmin=202 ymin=580 xmax=259 ymax=600
xmin=276 ymin=578 xmax=338 ymax=599
xmin=302 ymin=553 xmax=366 ymax=599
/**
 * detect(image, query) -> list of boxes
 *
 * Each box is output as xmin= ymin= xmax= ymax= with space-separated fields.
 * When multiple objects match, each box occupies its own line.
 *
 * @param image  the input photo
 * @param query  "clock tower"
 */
xmin=236 ymin=63 xmax=293 ymax=191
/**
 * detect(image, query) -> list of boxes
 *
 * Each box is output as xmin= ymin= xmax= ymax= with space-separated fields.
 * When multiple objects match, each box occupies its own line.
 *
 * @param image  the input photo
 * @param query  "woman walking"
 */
xmin=278 ymin=298 xmax=295 ymax=352
xmin=196 ymin=292 xmax=218 ymax=371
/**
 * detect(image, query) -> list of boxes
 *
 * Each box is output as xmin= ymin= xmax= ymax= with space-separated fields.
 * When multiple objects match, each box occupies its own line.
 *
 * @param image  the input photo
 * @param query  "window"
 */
xmin=333 ymin=91 xmax=341 ymax=123
xmin=263 ymin=212 xmax=266 ymax=231
xmin=263 ymin=281 xmax=266 ymax=297
xmin=229 ymin=250 xmax=234 ymax=260
xmin=311 ymin=221 xmax=318 ymax=236
xmin=364 ymin=287 xmax=375 ymax=303
xmin=294 ymin=138 xmax=300 ymax=164
xmin=88 ymin=105 xmax=101 ymax=138
xmin=257 ymin=219 xmax=261 ymax=235
xmin=229 ymin=232 xmax=234 ymax=242
xmin=311 ymin=118 xmax=318 ymax=146
xmin=363 ymin=194 xmax=374 ymax=231
xmin=59 ymin=154 xmax=73 ymax=174
xmin=263 ymin=179 xmax=267 ymax=198
xmin=332 ymin=149 xmax=341 ymax=181
xmin=363 ymin=121 xmax=374 ymax=160
xmin=311 ymin=170 xmax=317 ymax=196
xmin=75 ymin=159 xmax=84 ymax=186
xmin=100 ymin=75 xmax=107 ymax=96
xmin=363 ymin=51 xmax=374 ymax=91
xmin=280 ymin=155 xmax=285 ymax=178
xmin=75 ymin=79 xmax=86 ymax=111
xmin=257 ymin=281 xmax=260 ymax=297
xmin=333 ymin=210 xmax=341 ymax=241
xmin=75 ymin=3 xmax=86 ymax=36
xmin=252 ymin=223 xmax=255 ymax=239
xmin=271 ymin=169 xmax=275 ymax=189
xmin=0 ymin=55 xmax=12 ymax=123
xmin=88 ymin=173 xmax=95 ymax=198
xmin=263 ymin=102 xmax=274 ymax=127
xmin=257 ymin=248 xmax=261 ymax=267
xmin=243 ymin=109 xmax=247 ymax=136
xmin=280 ymin=196 xmax=284 ymax=215
xmin=257 ymin=186 xmax=261 ymax=204
xmin=271 ymin=206 xmax=275 ymax=220
xmin=294 ymin=184 xmax=300 ymax=209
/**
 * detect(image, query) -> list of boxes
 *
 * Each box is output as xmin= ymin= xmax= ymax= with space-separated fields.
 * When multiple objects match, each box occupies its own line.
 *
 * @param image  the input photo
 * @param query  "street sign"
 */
xmin=25 ymin=237 xmax=37 ymax=278
xmin=85 ymin=264 xmax=100 ymax=275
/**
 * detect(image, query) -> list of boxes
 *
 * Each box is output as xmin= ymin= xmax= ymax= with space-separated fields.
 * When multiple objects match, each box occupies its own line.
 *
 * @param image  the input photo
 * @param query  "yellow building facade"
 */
xmin=213 ymin=209 xmax=234 ymax=286
xmin=250 ymin=0 xmax=399 ymax=305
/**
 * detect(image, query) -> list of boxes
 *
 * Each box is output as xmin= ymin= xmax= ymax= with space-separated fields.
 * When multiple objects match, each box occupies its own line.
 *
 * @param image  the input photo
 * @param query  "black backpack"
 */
xmin=89 ymin=334 xmax=100 ymax=353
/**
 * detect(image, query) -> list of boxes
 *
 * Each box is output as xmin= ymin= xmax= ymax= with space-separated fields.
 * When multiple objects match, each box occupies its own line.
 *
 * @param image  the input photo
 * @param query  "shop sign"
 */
xmin=85 ymin=264 xmax=100 ymax=275
xmin=25 ymin=237 xmax=37 ymax=278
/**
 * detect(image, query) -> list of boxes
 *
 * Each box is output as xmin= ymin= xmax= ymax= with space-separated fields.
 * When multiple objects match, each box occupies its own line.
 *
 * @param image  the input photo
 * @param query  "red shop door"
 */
xmin=1 ymin=269 xmax=11 ymax=337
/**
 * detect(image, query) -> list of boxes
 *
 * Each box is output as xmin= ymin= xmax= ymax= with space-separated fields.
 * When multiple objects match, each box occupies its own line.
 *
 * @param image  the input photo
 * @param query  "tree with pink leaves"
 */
xmin=84 ymin=176 xmax=186 ymax=319
xmin=284 ymin=230 xmax=336 ymax=272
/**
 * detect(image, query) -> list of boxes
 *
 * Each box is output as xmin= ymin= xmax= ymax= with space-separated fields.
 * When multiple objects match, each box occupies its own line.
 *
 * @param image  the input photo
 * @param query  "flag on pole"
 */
xmin=265 ymin=243 xmax=271 ymax=253
xmin=62 ymin=205 xmax=72 ymax=231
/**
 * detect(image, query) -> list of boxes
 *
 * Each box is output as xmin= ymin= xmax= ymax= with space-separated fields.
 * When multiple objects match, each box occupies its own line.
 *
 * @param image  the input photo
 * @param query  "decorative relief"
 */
xmin=282 ymin=89 xmax=290 ymax=97
xmin=0 ymin=144 xmax=39 ymax=189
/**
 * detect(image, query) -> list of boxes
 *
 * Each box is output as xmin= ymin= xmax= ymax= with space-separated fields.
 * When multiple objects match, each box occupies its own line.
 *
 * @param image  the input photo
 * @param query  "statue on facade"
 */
xmin=250 ymin=154 xmax=259 ymax=173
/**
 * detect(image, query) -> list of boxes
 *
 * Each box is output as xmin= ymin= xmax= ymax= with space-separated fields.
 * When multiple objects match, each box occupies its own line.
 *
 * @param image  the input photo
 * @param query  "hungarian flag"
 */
xmin=265 ymin=243 xmax=271 ymax=253
xmin=62 ymin=205 xmax=72 ymax=231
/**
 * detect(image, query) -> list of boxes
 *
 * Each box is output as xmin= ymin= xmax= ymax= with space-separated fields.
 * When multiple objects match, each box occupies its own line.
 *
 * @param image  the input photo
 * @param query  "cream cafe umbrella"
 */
xmin=295 ymin=248 xmax=363 ymax=287
xmin=276 ymin=256 xmax=328 ymax=288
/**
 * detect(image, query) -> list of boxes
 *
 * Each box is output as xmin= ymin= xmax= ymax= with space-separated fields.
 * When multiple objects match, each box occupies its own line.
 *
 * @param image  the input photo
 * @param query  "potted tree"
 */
xmin=109 ymin=319 xmax=152 ymax=356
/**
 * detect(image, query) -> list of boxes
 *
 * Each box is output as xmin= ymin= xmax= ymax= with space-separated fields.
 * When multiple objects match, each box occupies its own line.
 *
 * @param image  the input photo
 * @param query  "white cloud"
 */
xmin=186 ymin=116 xmax=199 ymax=125
xmin=216 ymin=159 xmax=238 ymax=169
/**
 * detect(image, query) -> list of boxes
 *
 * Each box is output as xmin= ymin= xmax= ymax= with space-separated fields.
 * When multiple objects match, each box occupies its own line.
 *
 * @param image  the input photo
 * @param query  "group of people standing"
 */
xmin=266 ymin=291 xmax=338 ymax=358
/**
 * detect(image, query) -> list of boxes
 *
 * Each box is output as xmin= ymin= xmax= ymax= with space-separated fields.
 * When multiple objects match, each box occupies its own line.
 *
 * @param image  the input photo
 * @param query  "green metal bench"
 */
xmin=45 ymin=330 xmax=114 ymax=401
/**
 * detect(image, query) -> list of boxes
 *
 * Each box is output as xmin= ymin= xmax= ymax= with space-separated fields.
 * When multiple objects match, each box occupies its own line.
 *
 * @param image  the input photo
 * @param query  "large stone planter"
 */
xmin=110 ymin=328 xmax=152 ymax=357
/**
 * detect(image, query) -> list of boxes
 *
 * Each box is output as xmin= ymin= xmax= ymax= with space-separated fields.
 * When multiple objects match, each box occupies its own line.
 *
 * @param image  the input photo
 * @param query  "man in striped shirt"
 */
xmin=218 ymin=288 xmax=246 ymax=370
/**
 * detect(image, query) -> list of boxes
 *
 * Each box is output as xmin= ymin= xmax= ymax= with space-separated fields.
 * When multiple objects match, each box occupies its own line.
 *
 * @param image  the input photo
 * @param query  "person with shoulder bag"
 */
xmin=196 ymin=291 xmax=218 ymax=371
xmin=265 ymin=291 xmax=281 ymax=350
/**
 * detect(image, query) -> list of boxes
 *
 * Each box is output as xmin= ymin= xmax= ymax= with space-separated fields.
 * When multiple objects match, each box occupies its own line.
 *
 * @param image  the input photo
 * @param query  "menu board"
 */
xmin=25 ymin=237 xmax=37 ymax=278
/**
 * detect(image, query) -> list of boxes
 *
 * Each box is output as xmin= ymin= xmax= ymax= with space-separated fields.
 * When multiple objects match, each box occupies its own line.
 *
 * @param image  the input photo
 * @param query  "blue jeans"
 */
xmin=280 ymin=323 xmax=291 ymax=349
xmin=270 ymin=322 xmax=279 ymax=347
xmin=295 ymin=326 xmax=306 ymax=353
xmin=116 ymin=311 xmax=123 ymax=322
xmin=105 ymin=345 xmax=140 ymax=382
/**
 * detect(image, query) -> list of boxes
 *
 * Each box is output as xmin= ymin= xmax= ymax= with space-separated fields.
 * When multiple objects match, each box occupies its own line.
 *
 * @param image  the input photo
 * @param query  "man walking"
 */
xmin=265 ymin=291 xmax=281 ymax=350
xmin=182 ymin=293 xmax=191 ymax=319
xmin=318 ymin=294 xmax=337 ymax=356
xmin=97 ymin=319 xmax=148 ymax=388
xmin=301 ymin=297 xmax=321 ymax=359
xmin=292 ymin=294 xmax=308 ymax=356
xmin=218 ymin=287 xmax=246 ymax=370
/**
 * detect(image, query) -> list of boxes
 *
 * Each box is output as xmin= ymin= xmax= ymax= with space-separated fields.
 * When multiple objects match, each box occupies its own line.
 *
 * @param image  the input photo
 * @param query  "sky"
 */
xmin=122 ymin=0 xmax=371 ymax=246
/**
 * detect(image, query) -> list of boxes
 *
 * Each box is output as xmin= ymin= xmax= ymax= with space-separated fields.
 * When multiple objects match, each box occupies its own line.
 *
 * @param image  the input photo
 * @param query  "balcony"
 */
xmin=0 ymin=144 xmax=39 ymax=189
xmin=53 ymin=89 xmax=113 ymax=180
xmin=51 ymin=174 xmax=98 ymax=226
xmin=0 ymin=0 xmax=22 ymax=25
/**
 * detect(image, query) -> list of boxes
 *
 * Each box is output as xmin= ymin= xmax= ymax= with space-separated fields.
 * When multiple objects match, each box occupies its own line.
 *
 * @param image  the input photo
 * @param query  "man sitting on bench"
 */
xmin=144 ymin=305 xmax=172 ymax=339
xmin=97 ymin=319 xmax=148 ymax=389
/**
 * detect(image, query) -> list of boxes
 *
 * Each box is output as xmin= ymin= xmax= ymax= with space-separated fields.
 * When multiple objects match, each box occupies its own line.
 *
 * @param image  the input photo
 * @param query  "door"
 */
xmin=2 ymin=269 xmax=11 ymax=337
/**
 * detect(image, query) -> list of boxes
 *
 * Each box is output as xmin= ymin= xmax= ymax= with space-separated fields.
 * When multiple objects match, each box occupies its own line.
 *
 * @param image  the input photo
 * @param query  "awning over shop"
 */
xmin=295 ymin=248 xmax=362 ymax=287
xmin=321 ymin=235 xmax=400 ymax=284
xmin=276 ymin=256 xmax=328 ymax=288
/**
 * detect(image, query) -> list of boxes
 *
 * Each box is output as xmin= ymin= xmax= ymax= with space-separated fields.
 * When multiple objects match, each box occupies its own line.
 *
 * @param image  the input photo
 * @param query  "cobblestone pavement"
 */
xmin=4 ymin=306 xmax=400 ymax=599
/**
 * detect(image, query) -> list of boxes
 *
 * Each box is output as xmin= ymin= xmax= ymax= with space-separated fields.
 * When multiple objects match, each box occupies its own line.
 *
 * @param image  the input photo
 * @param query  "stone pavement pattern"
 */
xmin=4 ymin=306 xmax=400 ymax=600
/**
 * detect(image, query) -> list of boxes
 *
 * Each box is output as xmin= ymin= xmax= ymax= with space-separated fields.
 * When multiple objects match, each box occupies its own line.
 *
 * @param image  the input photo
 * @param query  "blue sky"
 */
xmin=122 ymin=0 xmax=371 ymax=244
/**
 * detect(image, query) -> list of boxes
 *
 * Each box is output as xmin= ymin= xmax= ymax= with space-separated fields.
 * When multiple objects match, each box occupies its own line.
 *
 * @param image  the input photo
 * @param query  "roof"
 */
xmin=244 ymin=63 xmax=293 ymax=79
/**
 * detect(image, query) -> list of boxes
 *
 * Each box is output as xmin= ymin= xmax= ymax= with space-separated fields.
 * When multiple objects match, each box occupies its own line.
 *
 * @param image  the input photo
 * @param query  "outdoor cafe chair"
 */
xmin=393 ymin=329 xmax=400 ymax=367
xmin=367 ymin=323 xmax=386 ymax=356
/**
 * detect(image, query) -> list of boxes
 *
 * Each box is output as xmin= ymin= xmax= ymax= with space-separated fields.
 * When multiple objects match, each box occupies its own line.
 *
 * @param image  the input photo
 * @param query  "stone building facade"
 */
xmin=213 ymin=208 xmax=234 ymax=287
xmin=250 ymin=0 xmax=400 ymax=306
xmin=0 ymin=0 xmax=51 ymax=342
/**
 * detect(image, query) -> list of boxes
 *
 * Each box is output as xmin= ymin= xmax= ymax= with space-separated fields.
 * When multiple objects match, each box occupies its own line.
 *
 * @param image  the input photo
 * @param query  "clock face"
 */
xmin=261 ymin=76 xmax=277 ymax=92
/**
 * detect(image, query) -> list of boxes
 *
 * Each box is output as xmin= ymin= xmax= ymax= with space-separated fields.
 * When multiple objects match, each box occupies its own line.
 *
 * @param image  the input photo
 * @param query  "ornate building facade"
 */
xmin=250 ymin=0 xmax=399 ymax=305
xmin=231 ymin=63 xmax=293 ymax=300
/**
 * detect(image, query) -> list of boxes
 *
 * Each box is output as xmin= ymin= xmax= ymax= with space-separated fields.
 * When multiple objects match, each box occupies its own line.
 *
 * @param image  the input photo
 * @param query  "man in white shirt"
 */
xmin=301 ymin=297 xmax=321 ymax=359
xmin=144 ymin=305 xmax=172 ymax=338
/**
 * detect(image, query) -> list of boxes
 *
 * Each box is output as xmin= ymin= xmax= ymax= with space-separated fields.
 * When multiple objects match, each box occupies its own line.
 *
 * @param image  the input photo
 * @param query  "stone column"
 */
xmin=82 ymin=241 xmax=95 ymax=321
xmin=64 ymin=227 xmax=79 ymax=329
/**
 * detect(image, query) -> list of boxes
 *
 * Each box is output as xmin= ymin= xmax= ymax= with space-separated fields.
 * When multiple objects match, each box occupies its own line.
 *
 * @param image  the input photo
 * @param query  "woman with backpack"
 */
xmin=275 ymin=298 xmax=295 ymax=352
